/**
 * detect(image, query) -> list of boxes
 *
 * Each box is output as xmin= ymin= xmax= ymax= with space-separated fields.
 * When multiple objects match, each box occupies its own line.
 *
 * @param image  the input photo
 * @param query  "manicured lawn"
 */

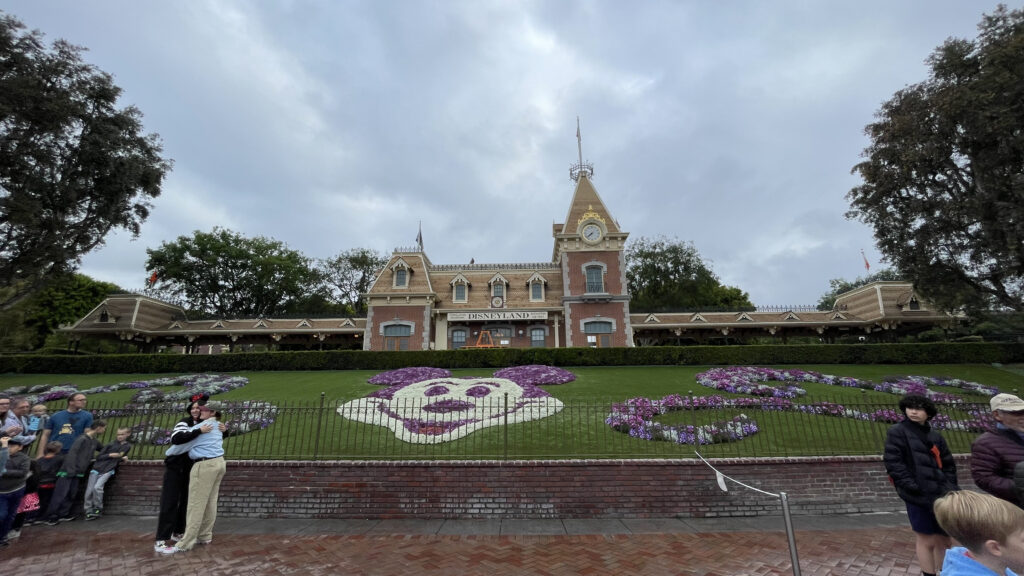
xmin=4 ymin=364 xmax=1022 ymax=461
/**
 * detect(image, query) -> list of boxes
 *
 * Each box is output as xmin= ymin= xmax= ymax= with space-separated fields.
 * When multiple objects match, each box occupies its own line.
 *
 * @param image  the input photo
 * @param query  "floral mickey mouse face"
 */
xmin=337 ymin=376 xmax=564 ymax=444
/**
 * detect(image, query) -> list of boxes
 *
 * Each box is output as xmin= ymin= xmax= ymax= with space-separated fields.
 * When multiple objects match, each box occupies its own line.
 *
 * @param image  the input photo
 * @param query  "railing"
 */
xmin=86 ymin=396 xmax=990 ymax=462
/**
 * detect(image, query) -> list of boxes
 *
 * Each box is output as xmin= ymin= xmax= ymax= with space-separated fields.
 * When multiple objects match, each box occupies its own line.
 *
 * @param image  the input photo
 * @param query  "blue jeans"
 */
xmin=0 ymin=487 xmax=26 ymax=541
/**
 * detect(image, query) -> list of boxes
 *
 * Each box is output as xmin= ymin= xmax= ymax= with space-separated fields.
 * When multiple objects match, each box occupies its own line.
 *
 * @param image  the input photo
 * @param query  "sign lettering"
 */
xmin=448 ymin=311 xmax=548 ymax=321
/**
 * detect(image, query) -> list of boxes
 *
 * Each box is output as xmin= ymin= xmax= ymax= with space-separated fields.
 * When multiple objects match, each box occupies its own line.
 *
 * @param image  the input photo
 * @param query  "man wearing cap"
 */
xmin=971 ymin=393 xmax=1024 ymax=506
xmin=157 ymin=402 xmax=226 ymax=554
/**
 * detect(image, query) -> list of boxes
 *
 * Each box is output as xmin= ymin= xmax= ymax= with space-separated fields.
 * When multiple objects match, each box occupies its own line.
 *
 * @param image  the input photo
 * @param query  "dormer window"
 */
xmin=391 ymin=258 xmax=411 ymax=288
xmin=527 ymin=272 xmax=547 ymax=302
xmin=450 ymin=273 xmax=470 ymax=303
xmin=488 ymin=273 xmax=508 ymax=303
xmin=909 ymin=297 xmax=920 ymax=310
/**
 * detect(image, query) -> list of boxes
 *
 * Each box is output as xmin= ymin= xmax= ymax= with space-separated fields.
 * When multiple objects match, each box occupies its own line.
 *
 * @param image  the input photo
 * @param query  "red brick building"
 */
xmin=363 ymin=167 xmax=632 ymax=351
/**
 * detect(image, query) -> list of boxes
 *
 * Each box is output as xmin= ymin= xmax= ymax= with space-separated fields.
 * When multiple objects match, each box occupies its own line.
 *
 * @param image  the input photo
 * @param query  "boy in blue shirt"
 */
xmin=934 ymin=490 xmax=1024 ymax=576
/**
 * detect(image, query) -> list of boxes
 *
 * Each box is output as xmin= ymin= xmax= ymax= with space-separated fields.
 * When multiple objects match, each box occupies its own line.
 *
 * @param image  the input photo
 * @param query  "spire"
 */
xmin=416 ymin=221 xmax=423 ymax=251
xmin=570 ymin=116 xmax=594 ymax=182
xmin=576 ymin=116 xmax=583 ymax=166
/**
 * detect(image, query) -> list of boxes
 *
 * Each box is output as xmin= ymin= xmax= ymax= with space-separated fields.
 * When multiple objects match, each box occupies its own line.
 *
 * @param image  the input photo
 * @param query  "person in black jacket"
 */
xmin=154 ymin=394 xmax=223 ymax=551
xmin=884 ymin=394 xmax=959 ymax=576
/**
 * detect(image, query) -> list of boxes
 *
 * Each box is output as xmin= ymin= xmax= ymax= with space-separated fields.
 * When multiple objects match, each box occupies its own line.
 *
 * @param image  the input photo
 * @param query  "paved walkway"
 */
xmin=0 ymin=513 xmax=922 ymax=575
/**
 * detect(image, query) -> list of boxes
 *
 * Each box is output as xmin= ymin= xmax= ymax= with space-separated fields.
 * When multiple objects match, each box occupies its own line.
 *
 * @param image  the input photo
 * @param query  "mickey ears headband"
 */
xmin=191 ymin=394 xmax=210 ymax=404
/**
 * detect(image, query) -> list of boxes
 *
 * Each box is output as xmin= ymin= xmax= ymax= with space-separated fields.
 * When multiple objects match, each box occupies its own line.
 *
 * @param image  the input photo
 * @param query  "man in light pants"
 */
xmin=156 ymin=403 xmax=225 ymax=554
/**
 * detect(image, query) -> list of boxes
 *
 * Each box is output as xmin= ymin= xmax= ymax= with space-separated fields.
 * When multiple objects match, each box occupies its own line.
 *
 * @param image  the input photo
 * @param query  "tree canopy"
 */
xmin=146 ymin=228 xmax=321 ymax=318
xmin=815 ymin=268 xmax=902 ymax=311
xmin=625 ymin=235 xmax=753 ymax=312
xmin=846 ymin=6 xmax=1024 ymax=312
xmin=319 ymin=247 xmax=387 ymax=315
xmin=0 ymin=13 xmax=171 ymax=310
xmin=0 ymin=272 xmax=121 ymax=351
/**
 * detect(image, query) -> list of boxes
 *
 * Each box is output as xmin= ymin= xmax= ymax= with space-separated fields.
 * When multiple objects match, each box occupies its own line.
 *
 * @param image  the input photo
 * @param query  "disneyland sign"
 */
xmin=448 ymin=311 xmax=548 ymax=321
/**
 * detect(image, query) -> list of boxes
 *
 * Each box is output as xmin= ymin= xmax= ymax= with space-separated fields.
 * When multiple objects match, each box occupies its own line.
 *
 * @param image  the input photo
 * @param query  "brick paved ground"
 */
xmin=0 ymin=520 xmax=920 ymax=576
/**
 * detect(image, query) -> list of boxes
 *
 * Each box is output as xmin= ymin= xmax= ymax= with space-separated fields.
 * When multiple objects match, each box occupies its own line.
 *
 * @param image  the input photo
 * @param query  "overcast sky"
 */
xmin=3 ymin=1 xmax=999 ymax=307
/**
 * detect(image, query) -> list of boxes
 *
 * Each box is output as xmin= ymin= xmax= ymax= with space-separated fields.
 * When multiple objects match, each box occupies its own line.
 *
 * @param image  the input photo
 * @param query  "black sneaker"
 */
xmin=45 ymin=519 xmax=59 ymax=526
xmin=58 ymin=516 xmax=76 ymax=523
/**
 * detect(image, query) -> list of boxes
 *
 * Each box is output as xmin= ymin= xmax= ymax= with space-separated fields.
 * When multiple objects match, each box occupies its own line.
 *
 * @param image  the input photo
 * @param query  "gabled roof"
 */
xmin=556 ymin=174 xmax=621 ymax=236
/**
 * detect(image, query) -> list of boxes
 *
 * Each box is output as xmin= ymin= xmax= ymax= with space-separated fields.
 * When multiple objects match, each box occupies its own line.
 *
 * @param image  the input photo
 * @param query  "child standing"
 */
xmin=84 ymin=427 xmax=131 ymax=520
xmin=934 ymin=490 xmax=1024 ymax=575
xmin=0 ymin=438 xmax=30 ymax=549
xmin=28 ymin=442 xmax=63 ymax=526
xmin=884 ymin=394 xmax=959 ymax=576
xmin=27 ymin=405 xmax=48 ymax=439
xmin=43 ymin=421 xmax=104 ymax=525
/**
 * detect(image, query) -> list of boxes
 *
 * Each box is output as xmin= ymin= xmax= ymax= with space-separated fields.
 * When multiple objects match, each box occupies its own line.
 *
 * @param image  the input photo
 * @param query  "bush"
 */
xmin=0 ymin=342 xmax=1022 ymax=374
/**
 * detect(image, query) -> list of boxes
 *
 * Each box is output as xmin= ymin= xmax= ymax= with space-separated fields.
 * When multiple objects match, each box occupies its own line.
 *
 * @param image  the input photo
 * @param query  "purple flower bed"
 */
xmin=608 ymin=376 xmax=997 ymax=443
xmin=3 ymin=375 xmax=278 ymax=445
xmin=368 ymin=367 xmax=452 ymax=386
xmin=695 ymin=366 xmax=997 ymax=401
xmin=493 ymin=365 xmax=576 ymax=386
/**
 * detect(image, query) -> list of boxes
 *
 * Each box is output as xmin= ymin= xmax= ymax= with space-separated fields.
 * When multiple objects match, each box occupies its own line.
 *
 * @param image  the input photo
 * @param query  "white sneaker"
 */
xmin=156 ymin=544 xmax=181 ymax=555
xmin=170 ymin=533 xmax=184 ymax=542
xmin=153 ymin=540 xmax=166 ymax=552
xmin=6 ymin=530 xmax=19 ymax=540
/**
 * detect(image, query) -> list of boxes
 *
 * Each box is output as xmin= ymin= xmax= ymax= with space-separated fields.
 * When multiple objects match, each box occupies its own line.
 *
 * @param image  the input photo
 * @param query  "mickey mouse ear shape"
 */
xmin=493 ymin=365 xmax=576 ymax=386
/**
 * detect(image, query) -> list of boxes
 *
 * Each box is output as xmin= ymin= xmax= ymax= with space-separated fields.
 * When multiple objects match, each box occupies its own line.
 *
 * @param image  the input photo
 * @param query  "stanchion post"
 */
xmin=780 ymin=492 xmax=802 ymax=576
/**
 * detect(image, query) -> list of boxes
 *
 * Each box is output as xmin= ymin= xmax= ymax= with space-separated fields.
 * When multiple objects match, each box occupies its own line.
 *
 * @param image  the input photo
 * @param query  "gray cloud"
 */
xmin=4 ymin=0 xmax=992 ymax=305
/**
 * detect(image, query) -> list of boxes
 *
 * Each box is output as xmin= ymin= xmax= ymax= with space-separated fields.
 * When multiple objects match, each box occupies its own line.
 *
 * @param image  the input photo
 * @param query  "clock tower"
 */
xmin=551 ymin=134 xmax=632 ymax=348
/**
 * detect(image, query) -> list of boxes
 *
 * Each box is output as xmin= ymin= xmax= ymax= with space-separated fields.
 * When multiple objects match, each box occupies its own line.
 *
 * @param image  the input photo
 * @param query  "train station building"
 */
xmin=60 ymin=158 xmax=952 ymax=353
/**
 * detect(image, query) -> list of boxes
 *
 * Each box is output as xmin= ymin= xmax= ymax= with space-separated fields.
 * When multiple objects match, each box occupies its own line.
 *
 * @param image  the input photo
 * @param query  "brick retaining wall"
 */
xmin=105 ymin=455 xmax=974 ymax=519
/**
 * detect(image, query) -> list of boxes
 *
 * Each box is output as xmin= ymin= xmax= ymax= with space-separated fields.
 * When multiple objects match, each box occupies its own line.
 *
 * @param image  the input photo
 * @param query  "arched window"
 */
xmin=382 ymin=323 xmax=412 ymax=350
xmin=584 ymin=320 xmax=613 ymax=348
xmin=452 ymin=329 xmax=467 ymax=349
xmin=585 ymin=265 xmax=604 ymax=293
xmin=394 ymin=268 xmax=408 ymax=288
xmin=454 ymin=283 xmax=467 ymax=302
xmin=530 ymin=281 xmax=543 ymax=301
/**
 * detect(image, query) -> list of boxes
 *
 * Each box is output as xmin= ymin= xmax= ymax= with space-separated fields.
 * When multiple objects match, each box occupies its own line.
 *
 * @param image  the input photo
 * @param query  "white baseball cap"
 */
xmin=991 ymin=393 xmax=1024 ymax=412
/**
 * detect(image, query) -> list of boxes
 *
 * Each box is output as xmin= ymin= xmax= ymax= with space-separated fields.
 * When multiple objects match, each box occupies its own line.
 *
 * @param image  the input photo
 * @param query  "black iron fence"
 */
xmin=82 ymin=396 xmax=991 ymax=461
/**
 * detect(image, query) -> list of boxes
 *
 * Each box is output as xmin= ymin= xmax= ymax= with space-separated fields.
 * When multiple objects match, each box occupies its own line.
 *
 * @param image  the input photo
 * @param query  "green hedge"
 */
xmin=1 ymin=342 xmax=1022 ymax=373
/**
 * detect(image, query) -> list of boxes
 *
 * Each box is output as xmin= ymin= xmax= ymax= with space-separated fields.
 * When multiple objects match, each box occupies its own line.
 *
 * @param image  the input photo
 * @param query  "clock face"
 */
xmin=582 ymin=223 xmax=602 ymax=243
xmin=491 ymin=296 xmax=504 ymax=308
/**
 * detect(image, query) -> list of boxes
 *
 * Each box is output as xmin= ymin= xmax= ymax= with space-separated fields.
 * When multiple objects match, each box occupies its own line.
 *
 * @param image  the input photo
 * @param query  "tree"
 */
xmin=319 ymin=248 xmax=387 ymax=315
xmin=0 ymin=13 xmax=171 ymax=310
xmin=815 ymin=268 xmax=902 ymax=311
xmin=846 ymin=6 xmax=1024 ymax=312
xmin=625 ymin=235 xmax=753 ymax=311
xmin=145 ymin=228 xmax=322 ymax=318
xmin=0 ymin=272 xmax=121 ymax=351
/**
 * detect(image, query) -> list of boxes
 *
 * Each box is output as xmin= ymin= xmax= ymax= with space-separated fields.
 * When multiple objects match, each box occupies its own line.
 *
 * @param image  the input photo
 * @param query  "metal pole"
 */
xmin=780 ymin=492 xmax=802 ymax=576
xmin=503 ymin=393 xmax=509 ymax=460
xmin=313 ymin=392 xmax=325 ymax=461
